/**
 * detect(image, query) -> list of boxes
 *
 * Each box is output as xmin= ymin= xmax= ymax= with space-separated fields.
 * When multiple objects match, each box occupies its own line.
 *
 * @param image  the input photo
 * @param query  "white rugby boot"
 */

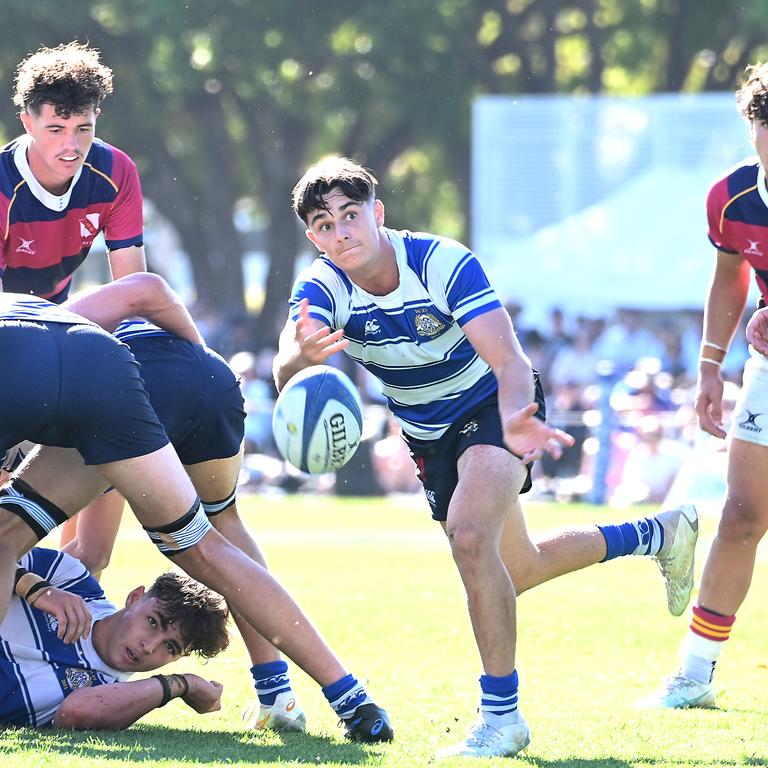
xmin=436 ymin=715 xmax=531 ymax=758
xmin=636 ymin=674 xmax=715 ymax=709
xmin=653 ymin=504 xmax=699 ymax=616
xmin=243 ymin=691 xmax=307 ymax=732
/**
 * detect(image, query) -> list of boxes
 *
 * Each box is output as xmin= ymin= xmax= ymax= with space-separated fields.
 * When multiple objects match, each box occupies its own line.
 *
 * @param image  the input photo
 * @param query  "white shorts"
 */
xmin=731 ymin=347 xmax=768 ymax=447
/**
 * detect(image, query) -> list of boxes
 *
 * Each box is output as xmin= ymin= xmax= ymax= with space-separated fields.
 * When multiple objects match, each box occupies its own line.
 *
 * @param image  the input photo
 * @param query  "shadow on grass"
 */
xmin=0 ymin=724 xmax=375 ymax=764
xmin=521 ymin=757 xmax=767 ymax=768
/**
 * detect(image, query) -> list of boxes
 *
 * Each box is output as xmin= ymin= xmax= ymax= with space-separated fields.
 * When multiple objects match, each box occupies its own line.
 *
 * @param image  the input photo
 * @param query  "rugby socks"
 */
xmin=323 ymin=673 xmax=372 ymax=719
xmin=479 ymin=670 xmax=522 ymax=729
xmin=251 ymin=660 xmax=292 ymax=707
xmin=598 ymin=516 xmax=664 ymax=561
xmin=680 ymin=605 xmax=736 ymax=683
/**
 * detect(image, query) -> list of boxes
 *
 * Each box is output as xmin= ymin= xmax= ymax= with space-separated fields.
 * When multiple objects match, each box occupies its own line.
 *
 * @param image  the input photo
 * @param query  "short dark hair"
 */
xmin=736 ymin=62 xmax=768 ymax=124
xmin=146 ymin=572 xmax=230 ymax=660
xmin=292 ymin=156 xmax=378 ymax=224
xmin=13 ymin=42 xmax=113 ymax=118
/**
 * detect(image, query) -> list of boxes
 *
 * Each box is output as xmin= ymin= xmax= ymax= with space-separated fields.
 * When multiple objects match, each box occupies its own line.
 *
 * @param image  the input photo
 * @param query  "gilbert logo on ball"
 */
xmin=272 ymin=365 xmax=363 ymax=474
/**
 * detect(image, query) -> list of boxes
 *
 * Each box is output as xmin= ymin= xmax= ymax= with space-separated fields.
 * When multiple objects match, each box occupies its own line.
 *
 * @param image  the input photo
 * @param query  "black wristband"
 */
xmin=173 ymin=674 xmax=189 ymax=698
xmin=24 ymin=579 xmax=52 ymax=603
xmin=13 ymin=567 xmax=26 ymax=590
xmin=152 ymin=674 xmax=172 ymax=707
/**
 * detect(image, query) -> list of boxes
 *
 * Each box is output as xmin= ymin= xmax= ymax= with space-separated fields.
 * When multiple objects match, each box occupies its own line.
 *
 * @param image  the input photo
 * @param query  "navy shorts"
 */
xmin=0 ymin=320 xmax=169 ymax=465
xmin=127 ymin=335 xmax=245 ymax=465
xmin=405 ymin=377 xmax=546 ymax=522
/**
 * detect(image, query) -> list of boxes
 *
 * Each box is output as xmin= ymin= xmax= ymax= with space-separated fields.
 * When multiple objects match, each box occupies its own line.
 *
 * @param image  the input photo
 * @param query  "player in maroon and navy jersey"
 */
xmin=643 ymin=62 xmax=768 ymax=709
xmin=0 ymin=42 xmax=145 ymax=303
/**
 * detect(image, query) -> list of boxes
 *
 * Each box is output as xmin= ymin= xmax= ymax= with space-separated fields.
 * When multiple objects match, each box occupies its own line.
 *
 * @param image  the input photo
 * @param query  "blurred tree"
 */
xmin=0 ymin=0 xmax=766 ymax=347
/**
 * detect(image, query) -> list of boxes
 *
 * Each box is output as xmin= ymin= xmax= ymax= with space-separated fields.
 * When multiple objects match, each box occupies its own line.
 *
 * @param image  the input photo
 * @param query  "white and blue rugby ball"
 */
xmin=272 ymin=365 xmax=363 ymax=474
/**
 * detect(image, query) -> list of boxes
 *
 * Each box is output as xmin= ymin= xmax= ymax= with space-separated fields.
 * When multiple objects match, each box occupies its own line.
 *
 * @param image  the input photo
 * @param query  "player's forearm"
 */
xmin=701 ymin=255 xmax=751 ymax=356
xmin=53 ymin=674 xmax=189 ymax=730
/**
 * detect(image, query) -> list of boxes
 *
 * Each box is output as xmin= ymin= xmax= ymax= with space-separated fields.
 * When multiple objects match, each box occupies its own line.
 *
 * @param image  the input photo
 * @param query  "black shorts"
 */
xmin=127 ymin=335 xmax=246 ymax=465
xmin=405 ymin=377 xmax=546 ymax=521
xmin=0 ymin=320 xmax=169 ymax=465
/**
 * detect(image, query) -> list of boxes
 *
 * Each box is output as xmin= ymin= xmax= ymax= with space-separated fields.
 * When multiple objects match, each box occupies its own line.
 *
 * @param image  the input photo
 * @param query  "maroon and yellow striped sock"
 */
xmin=690 ymin=605 xmax=735 ymax=642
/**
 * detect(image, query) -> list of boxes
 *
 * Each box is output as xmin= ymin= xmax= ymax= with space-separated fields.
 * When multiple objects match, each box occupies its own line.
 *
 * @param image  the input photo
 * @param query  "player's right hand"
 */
xmin=694 ymin=369 xmax=726 ymax=438
xmin=32 ymin=587 xmax=92 ymax=644
xmin=294 ymin=298 xmax=348 ymax=363
xmin=746 ymin=307 xmax=768 ymax=355
xmin=181 ymin=675 xmax=223 ymax=713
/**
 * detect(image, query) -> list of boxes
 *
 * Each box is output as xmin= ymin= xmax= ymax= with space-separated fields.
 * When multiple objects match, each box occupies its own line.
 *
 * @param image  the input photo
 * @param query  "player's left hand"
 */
xmin=503 ymin=402 xmax=575 ymax=464
xmin=746 ymin=307 xmax=768 ymax=355
xmin=32 ymin=587 xmax=92 ymax=644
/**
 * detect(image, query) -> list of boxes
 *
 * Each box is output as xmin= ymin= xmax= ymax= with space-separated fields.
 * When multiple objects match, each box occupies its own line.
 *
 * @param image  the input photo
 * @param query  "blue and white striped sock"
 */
xmin=479 ymin=670 xmax=522 ymax=729
xmin=250 ymin=660 xmax=291 ymax=707
xmin=322 ymin=673 xmax=372 ymax=720
xmin=599 ymin=516 xmax=664 ymax=561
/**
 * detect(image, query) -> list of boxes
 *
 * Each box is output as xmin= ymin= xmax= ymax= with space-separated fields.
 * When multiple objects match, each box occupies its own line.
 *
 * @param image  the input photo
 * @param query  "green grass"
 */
xmin=3 ymin=494 xmax=767 ymax=767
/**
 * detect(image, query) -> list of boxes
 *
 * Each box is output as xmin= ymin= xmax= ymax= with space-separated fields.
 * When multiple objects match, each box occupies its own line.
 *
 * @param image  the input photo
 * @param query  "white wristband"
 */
xmin=700 ymin=357 xmax=722 ymax=367
xmin=702 ymin=340 xmax=726 ymax=353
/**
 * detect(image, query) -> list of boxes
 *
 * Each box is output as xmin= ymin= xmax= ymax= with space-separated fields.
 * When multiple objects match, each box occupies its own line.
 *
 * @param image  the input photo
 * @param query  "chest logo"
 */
xmin=364 ymin=318 xmax=381 ymax=336
xmin=64 ymin=667 xmax=97 ymax=691
xmin=414 ymin=310 xmax=445 ymax=338
xmin=745 ymin=240 xmax=763 ymax=257
xmin=16 ymin=237 xmax=35 ymax=255
xmin=80 ymin=213 xmax=101 ymax=239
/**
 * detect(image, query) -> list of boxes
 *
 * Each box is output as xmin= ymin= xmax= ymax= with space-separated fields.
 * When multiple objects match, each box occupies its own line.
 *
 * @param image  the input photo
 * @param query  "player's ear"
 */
xmin=125 ymin=586 xmax=146 ymax=607
xmin=374 ymin=199 xmax=385 ymax=226
xmin=305 ymin=228 xmax=322 ymax=251
xmin=20 ymin=110 xmax=32 ymax=134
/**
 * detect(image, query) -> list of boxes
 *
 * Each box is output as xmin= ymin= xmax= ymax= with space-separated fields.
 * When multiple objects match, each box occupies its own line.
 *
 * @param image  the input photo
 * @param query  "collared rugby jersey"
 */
xmin=0 ymin=548 xmax=126 ymax=727
xmin=0 ymin=136 xmax=144 ymax=302
xmin=290 ymin=228 xmax=503 ymax=441
xmin=707 ymin=157 xmax=768 ymax=300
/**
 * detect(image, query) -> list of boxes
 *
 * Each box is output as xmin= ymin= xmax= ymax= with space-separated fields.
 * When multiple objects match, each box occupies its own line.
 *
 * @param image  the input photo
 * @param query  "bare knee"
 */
xmin=718 ymin=498 xmax=768 ymax=544
xmin=448 ymin=522 xmax=494 ymax=571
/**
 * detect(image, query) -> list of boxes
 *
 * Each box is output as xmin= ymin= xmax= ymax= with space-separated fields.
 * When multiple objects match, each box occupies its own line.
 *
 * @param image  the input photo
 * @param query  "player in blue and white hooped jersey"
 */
xmin=275 ymin=156 xmax=701 ymax=759
xmin=0 ymin=546 xmax=228 ymax=729
xmin=0 ymin=273 xmax=393 ymax=743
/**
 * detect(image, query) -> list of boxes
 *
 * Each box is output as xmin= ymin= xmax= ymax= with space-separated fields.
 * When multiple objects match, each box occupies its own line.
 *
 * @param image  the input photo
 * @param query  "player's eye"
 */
xmin=165 ymin=642 xmax=176 ymax=654
xmin=148 ymin=616 xmax=157 ymax=628
xmin=347 ymin=211 xmax=357 ymax=220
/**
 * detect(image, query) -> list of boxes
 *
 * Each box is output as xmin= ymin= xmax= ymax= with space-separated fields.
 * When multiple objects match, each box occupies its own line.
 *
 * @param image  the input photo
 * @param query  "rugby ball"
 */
xmin=272 ymin=365 xmax=363 ymax=474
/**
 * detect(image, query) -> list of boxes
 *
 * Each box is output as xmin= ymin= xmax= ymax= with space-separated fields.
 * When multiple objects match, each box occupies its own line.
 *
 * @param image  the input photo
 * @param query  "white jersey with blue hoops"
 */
xmin=0 ymin=293 xmax=98 ymax=326
xmin=0 ymin=548 xmax=127 ymax=727
xmin=290 ymin=228 xmax=503 ymax=441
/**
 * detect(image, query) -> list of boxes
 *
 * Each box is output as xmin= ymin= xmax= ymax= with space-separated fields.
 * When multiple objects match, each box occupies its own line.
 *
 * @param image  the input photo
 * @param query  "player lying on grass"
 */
xmin=274 ymin=155 xmax=698 ymax=759
xmin=1 ymin=547 xmax=228 ymax=729
xmin=53 ymin=276 xmax=308 ymax=732
xmin=0 ymin=275 xmax=392 ymax=742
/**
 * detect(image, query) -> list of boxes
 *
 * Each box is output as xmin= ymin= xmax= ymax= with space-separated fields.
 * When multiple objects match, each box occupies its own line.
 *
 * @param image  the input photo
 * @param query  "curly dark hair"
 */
xmin=292 ymin=156 xmax=378 ymax=224
xmin=13 ymin=42 xmax=113 ymax=118
xmin=146 ymin=572 xmax=230 ymax=660
xmin=736 ymin=62 xmax=768 ymax=125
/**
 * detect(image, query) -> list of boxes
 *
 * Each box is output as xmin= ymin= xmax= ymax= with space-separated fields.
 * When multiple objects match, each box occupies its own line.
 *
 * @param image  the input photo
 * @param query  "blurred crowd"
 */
xmin=203 ymin=300 xmax=750 ymax=507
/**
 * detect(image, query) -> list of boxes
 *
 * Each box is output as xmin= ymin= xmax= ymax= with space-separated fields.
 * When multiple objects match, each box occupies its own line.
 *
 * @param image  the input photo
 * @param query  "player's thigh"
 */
xmin=448 ymin=444 xmax=528 ymax=535
xmin=723 ymin=437 xmax=768 ymax=532
xmin=72 ymin=491 xmax=126 ymax=554
xmin=184 ymin=446 xmax=243 ymax=501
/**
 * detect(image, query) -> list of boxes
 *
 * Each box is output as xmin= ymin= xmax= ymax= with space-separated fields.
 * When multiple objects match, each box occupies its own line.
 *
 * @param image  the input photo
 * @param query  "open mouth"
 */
xmin=126 ymin=647 xmax=138 ymax=663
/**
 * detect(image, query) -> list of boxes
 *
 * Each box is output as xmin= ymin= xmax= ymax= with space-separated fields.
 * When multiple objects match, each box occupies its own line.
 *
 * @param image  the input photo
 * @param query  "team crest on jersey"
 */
xmin=413 ymin=310 xmax=445 ymax=339
xmin=364 ymin=318 xmax=381 ymax=336
xmin=80 ymin=213 xmax=100 ymax=240
xmin=745 ymin=240 xmax=763 ymax=257
xmin=16 ymin=237 xmax=35 ymax=255
xmin=64 ymin=667 xmax=97 ymax=691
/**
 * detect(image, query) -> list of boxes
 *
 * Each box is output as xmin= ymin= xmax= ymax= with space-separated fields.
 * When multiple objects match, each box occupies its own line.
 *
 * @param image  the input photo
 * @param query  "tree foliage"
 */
xmin=0 ymin=0 xmax=766 ymax=345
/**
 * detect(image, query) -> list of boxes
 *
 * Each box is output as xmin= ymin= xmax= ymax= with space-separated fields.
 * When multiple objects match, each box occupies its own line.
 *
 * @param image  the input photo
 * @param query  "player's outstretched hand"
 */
xmin=33 ymin=587 xmax=92 ymax=644
xmin=503 ymin=403 xmax=575 ymax=464
xmin=694 ymin=370 xmax=726 ymax=439
xmin=747 ymin=307 xmax=768 ymax=355
xmin=181 ymin=675 xmax=224 ymax=714
xmin=294 ymin=298 xmax=348 ymax=364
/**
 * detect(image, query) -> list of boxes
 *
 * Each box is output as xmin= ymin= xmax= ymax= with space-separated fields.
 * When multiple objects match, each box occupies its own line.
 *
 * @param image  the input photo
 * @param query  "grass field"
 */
xmin=2 ymin=493 xmax=766 ymax=767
